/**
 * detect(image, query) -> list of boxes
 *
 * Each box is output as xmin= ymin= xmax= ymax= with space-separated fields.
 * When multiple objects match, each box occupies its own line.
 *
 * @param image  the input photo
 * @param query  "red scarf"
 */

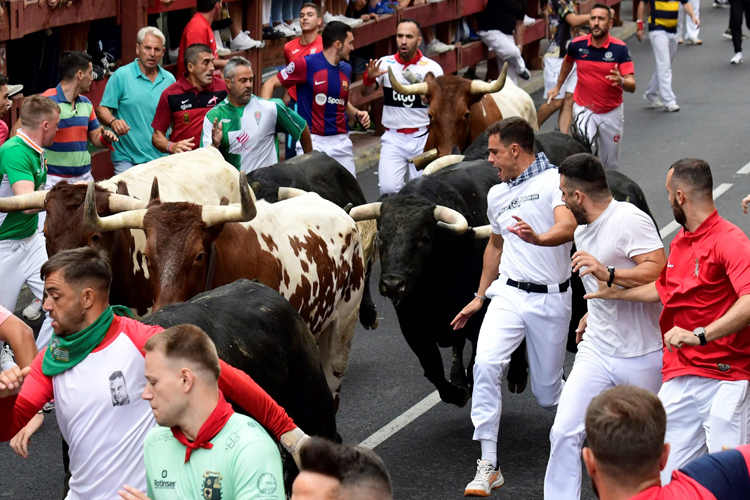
xmin=171 ymin=391 xmax=235 ymax=463
xmin=394 ymin=49 xmax=423 ymax=67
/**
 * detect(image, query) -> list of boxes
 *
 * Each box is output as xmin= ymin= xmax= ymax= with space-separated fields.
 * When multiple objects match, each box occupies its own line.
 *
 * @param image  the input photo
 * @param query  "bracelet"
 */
xmin=108 ymin=118 xmax=118 ymax=128
xmin=474 ymin=293 xmax=487 ymax=301
xmin=362 ymin=70 xmax=377 ymax=87
xmin=167 ymin=141 xmax=174 ymax=154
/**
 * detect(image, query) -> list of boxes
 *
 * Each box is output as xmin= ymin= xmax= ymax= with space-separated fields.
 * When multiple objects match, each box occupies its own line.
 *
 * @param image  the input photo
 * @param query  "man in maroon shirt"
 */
xmin=152 ymin=43 xmax=227 ymax=154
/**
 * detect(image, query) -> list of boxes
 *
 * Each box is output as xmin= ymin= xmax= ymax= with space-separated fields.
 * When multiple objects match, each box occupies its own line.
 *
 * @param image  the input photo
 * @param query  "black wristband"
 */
xmin=607 ymin=266 xmax=615 ymax=287
xmin=108 ymin=118 xmax=118 ymax=128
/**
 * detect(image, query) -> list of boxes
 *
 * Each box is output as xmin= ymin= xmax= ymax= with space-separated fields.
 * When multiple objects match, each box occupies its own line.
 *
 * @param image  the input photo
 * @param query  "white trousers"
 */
xmin=478 ymin=30 xmax=527 ymax=85
xmin=297 ymin=133 xmax=356 ymax=177
xmin=573 ymin=103 xmax=624 ymax=171
xmin=645 ymin=31 xmax=679 ymax=108
xmin=378 ymin=129 xmax=427 ymax=196
xmin=0 ymin=232 xmax=54 ymax=353
xmin=472 ymin=281 xmax=572 ymax=443
xmin=544 ymin=342 xmax=663 ymax=500
xmin=677 ymin=0 xmax=701 ymax=40
xmin=543 ymin=57 xmax=578 ymax=99
xmin=659 ymin=375 xmax=749 ymax=484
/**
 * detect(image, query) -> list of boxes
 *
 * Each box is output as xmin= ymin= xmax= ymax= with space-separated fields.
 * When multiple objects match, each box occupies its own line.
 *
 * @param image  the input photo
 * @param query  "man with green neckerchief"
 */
xmin=0 ymin=247 xmax=309 ymax=499
xmin=201 ymin=56 xmax=313 ymax=174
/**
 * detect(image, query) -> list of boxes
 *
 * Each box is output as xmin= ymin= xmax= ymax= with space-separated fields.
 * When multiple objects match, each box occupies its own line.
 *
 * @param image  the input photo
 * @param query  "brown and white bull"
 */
xmin=84 ymin=173 xmax=365 ymax=403
xmin=389 ymin=62 xmax=538 ymax=161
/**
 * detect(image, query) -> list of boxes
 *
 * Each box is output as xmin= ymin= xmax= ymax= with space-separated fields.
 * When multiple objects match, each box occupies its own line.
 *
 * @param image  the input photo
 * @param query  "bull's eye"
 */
xmin=196 ymin=253 xmax=206 ymax=263
xmin=91 ymin=234 xmax=100 ymax=242
xmin=463 ymin=111 xmax=471 ymax=120
xmin=418 ymin=235 xmax=431 ymax=248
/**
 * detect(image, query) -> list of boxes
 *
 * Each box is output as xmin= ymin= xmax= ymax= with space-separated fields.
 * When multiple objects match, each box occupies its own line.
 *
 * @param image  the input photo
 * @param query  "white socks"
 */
xmin=480 ymin=439 xmax=498 ymax=468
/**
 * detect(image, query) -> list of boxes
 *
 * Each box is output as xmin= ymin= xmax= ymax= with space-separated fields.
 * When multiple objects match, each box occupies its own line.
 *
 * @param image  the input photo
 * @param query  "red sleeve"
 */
xmin=218 ymin=360 xmax=296 ymax=439
xmin=278 ymin=57 xmax=308 ymax=89
xmin=564 ymin=54 xmax=575 ymax=65
xmin=151 ymin=89 xmax=173 ymax=134
xmin=720 ymin=227 xmax=750 ymax=297
xmin=0 ymin=352 xmax=53 ymax=441
xmin=619 ymin=61 xmax=635 ymax=76
xmin=121 ymin=318 xmax=165 ymax=356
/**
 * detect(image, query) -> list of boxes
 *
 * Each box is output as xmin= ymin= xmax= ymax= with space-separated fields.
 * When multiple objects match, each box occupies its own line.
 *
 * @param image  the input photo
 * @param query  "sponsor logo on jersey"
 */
xmin=391 ymin=89 xmax=418 ymax=108
xmin=202 ymin=471 xmax=223 ymax=500
xmin=310 ymin=48 xmax=317 ymax=54
xmin=257 ymin=473 xmax=278 ymax=494
xmin=314 ymin=80 xmax=327 ymax=85
xmin=208 ymin=95 xmax=219 ymax=106
xmin=718 ymin=363 xmax=731 ymax=372
xmin=604 ymin=51 xmax=614 ymax=61
xmin=153 ymin=470 xmax=176 ymax=490
xmin=237 ymin=132 xmax=250 ymax=145
xmin=497 ymin=194 xmax=540 ymax=216
xmin=342 ymin=80 xmax=349 ymax=91
xmin=180 ymin=99 xmax=192 ymax=111
xmin=254 ymin=110 xmax=262 ymax=125
xmin=285 ymin=62 xmax=295 ymax=74
xmin=419 ymin=60 xmax=428 ymax=65
xmin=225 ymin=431 xmax=241 ymax=450
xmin=292 ymin=48 xmax=301 ymax=54
xmin=326 ymin=96 xmax=346 ymax=106
xmin=315 ymin=93 xmax=327 ymax=105
xmin=183 ymin=113 xmax=190 ymax=125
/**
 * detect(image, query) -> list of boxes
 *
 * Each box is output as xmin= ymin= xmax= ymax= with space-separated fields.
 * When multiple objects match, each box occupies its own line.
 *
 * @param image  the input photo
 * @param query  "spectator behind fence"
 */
xmin=0 ymin=75 xmax=22 ymax=146
xmin=584 ymin=385 xmax=750 ymax=500
xmin=201 ymin=57 xmax=311 ymax=173
xmin=587 ymin=158 xmax=750 ymax=485
xmin=118 ymin=324 xmax=285 ymax=500
xmin=34 ymin=51 xmax=118 ymax=187
xmin=477 ymin=0 xmax=531 ymax=84
xmin=152 ymin=43 xmax=227 ymax=155
xmin=292 ymin=437 xmax=393 ymax=500
xmin=177 ymin=0 xmax=227 ymax=76
xmin=97 ymin=27 xmax=175 ymax=174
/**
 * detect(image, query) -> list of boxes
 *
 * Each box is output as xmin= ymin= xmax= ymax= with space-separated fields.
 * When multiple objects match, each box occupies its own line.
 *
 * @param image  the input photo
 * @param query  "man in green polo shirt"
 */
xmin=200 ymin=56 xmax=312 ymax=173
xmin=118 ymin=324 xmax=285 ymax=500
xmin=0 ymin=95 xmax=60 ymax=358
xmin=97 ymin=27 xmax=176 ymax=174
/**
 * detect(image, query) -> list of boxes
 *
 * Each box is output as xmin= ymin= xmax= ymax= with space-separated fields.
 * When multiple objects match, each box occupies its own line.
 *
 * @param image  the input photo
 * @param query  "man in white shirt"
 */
xmin=543 ymin=153 xmax=667 ymax=499
xmin=360 ymin=19 xmax=444 ymax=196
xmin=451 ymin=117 xmax=577 ymax=497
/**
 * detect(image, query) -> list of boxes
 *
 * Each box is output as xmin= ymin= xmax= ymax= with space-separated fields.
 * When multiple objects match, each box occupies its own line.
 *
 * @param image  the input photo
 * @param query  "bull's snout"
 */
xmin=380 ymin=275 xmax=407 ymax=299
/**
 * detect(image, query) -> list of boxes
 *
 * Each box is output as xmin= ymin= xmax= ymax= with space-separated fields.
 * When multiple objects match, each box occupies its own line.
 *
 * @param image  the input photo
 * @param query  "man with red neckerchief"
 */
xmin=0 ymin=247 xmax=307 ymax=500
xmin=361 ymin=19 xmax=443 ymax=196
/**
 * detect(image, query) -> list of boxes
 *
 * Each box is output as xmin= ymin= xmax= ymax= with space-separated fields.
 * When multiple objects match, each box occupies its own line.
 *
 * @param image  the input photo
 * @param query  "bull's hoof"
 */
xmin=507 ymin=378 xmax=527 ymax=394
xmin=440 ymin=385 xmax=472 ymax=407
xmin=333 ymin=394 xmax=340 ymax=414
xmin=359 ymin=307 xmax=379 ymax=330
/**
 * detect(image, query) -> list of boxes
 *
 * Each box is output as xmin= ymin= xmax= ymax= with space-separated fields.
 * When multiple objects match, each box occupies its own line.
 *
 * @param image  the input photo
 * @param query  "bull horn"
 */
xmin=107 ymin=193 xmax=147 ymax=213
xmin=277 ymin=187 xmax=307 ymax=200
xmin=472 ymin=225 xmax=492 ymax=239
xmin=469 ymin=62 xmax=508 ymax=95
xmin=201 ymin=172 xmax=257 ymax=227
xmin=149 ymin=177 xmax=160 ymax=203
xmin=388 ymin=66 xmax=428 ymax=96
xmin=349 ymin=202 xmax=382 ymax=222
xmin=410 ymin=149 xmax=439 ymax=171
xmin=0 ymin=190 xmax=48 ymax=212
xmin=84 ymin=181 xmax=146 ymax=232
xmin=434 ymin=206 xmax=468 ymax=234
xmin=424 ymin=155 xmax=465 ymax=176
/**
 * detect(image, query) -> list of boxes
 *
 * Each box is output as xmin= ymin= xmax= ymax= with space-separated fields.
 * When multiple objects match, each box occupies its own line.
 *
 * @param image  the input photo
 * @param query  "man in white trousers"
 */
xmin=587 ymin=158 xmax=750 ymax=485
xmin=677 ymin=0 xmax=702 ymax=44
xmin=548 ymin=4 xmax=635 ymax=171
xmin=476 ymin=0 xmax=531 ymax=84
xmin=451 ymin=117 xmax=576 ymax=497
xmin=361 ymin=19 xmax=443 ymax=196
xmin=637 ymin=0 xmax=699 ymax=112
xmin=0 ymin=96 xmax=60 ymax=363
xmin=543 ymin=153 xmax=666 ymax=500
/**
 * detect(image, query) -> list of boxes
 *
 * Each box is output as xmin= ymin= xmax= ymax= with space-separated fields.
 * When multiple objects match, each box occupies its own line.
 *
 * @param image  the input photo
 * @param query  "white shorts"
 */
xmin=543 ymin=57 xmax=578 ymax=99
xmin=573 ymin=103 xmax=624 ymax=171
xmin=378 ymin=128 xmax=427 ymax=196
xmin=297 ymin=133 xmax=356 ymax=177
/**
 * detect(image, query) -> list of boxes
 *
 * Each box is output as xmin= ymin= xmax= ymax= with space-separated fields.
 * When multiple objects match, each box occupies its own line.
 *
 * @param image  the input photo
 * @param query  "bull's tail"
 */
xmin=570 ymin=110 xmax=600 ymax=158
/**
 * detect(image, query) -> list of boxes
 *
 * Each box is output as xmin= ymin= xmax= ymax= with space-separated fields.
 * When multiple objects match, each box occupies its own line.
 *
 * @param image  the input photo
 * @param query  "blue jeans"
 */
xmin=112 ymin=160 xmax=135 ymax=175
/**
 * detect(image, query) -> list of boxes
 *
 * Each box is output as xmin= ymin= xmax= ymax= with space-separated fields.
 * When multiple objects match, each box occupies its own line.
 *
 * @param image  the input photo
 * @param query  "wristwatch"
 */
xmin=607 ymin=266 xmax=616 ymax=287
xmin=693 ymin=327 xmax=707 ymax=346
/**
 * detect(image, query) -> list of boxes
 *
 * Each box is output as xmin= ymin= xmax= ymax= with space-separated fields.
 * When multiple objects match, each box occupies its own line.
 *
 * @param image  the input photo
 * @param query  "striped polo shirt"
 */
xmin=648 ymin=0 xmax=688 ymax=33
xmin=41 ymin=84 xmax=101 ymax=177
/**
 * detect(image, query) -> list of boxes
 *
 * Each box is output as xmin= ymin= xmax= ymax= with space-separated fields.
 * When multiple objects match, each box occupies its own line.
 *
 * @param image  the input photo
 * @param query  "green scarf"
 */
xmin=42 ymin=305 xmax=135 ymax=377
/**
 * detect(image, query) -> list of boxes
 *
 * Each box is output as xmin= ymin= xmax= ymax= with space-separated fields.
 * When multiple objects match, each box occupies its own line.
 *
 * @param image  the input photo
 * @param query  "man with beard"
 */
xmin=587 ymin=158 xmax=750 ymax=485
xmin=152 ymin=43 xmax=228 ymax=155
xmin=547 ymin=4 xmax=635 ymax=171
xmin=201 ymin=57 xmax=311 ymax=173
xmin=544 ymin=153 xmax=666 ymax=499
xmin=360 ymin=18 xmax=443 ymax=196
xmin=261 ymin=21 xmax=370 ymax=176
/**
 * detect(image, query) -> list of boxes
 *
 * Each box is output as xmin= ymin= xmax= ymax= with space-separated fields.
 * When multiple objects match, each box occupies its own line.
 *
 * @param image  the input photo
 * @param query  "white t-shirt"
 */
xmin=575 ymin=199 xmax=664 ymax=358
xmin=374 ymin=53 xmax=443 ymax=129
xmin=485 ymin=168 xmax=572 ymax=297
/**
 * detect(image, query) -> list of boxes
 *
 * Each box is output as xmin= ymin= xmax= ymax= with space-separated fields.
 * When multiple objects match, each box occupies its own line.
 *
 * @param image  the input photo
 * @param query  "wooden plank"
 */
xmin=8 ymin=0 xmax=117 ymax=39
xmin=459 ymin=0 xmax=487 ymax=17
xmin=401 ymin=0 xmax=458 ymax=30
xmin=429 ymin=47 xmax=457 ymax=74
xmin=458 ymin=40 xmax=491 ymax=69
xmin=260 ymin=38 xmax=288 ymax=69
xmin=147 ymin=0 xmax=195 ymax=14
xmin=349 ymin=81 xmax=383 ymax=107
xmin=522 ymin=18 xmax=545 ymax=45
xmin=353 ymin=14 xmax=397 ymax=49
xmin=121 ymin=0 xmax=148 ymax=65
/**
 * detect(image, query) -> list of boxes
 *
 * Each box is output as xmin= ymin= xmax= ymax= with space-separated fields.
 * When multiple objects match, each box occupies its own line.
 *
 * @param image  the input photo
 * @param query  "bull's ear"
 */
xmin=149 ymin=177 xmax=160 ymax=203
xmin=219 ymin=197 xmax=229 ymax=206
xmin=424 ymin=72 xmax=436 ymax=83
xmin=250 ymin=181 xmax=261 ymax=194
xmin=116 ymin=181 xmax=130 ymax=196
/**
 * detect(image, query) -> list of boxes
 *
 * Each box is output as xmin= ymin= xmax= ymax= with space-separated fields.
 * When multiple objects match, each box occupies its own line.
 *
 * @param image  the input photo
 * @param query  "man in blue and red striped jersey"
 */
xmin=261 ymin=21 xmax=369 ymax=176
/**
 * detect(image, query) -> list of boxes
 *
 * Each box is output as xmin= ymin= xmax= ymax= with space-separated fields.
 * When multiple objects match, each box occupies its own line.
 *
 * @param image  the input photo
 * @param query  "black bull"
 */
xmin=372 ymin=153 xmax=655 ymax=406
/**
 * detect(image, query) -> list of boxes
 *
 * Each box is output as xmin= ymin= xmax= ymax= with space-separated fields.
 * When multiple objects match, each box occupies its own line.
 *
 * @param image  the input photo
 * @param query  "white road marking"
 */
xmin=737 ymin=162 xmax=750 ymax=175
xmin=361 ymin=181 xmax=738 ymax=449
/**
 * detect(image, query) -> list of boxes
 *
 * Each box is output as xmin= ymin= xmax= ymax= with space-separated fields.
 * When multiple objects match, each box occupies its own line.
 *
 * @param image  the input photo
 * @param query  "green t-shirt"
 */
xmin=144 ymin=413 xmax=285 ymax=500
xmin=201 ymin=96 xmax=307 ymax=173
xmin=0 ymin=134 xmax=47 ymax=240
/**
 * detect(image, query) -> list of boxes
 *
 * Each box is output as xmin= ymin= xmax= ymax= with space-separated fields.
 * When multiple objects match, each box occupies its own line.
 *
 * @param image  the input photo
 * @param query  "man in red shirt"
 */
xmin=152 ymin=43 xmax=228 ymax=154
xmin=177 ymin=0 xmax=227 ymax=76
xmin=547 ymin=4 xmax=635 ymax=171
xmin=587 ymin=158 xmax=750 ymax=485
xmin=584 ymin=385 xmax=750 ymax=500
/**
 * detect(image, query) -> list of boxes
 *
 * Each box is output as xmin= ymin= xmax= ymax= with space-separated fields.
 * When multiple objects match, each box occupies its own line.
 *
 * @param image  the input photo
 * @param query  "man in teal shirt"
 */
xmin=119 ymin=324 xmax=285 ymax=500
xmin=97 ymin=27 xmax=176 ymax=174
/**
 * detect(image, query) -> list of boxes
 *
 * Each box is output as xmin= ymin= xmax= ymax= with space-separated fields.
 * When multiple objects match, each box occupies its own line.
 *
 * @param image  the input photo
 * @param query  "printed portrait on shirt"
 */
xmin=109 ymin=370 xmax=130 ymax=406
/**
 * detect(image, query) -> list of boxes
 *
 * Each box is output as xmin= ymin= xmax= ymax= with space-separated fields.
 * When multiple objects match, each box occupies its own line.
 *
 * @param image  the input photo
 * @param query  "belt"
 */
xmin=505 ymin=278 xmax=570 ymax=294
xmin=385 ymin=127 xmax=424 ymax=134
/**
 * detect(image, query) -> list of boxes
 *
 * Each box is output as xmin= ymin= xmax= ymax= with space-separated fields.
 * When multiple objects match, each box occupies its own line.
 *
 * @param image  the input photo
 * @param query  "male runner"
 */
xmin=361 ymin=18 xmax=443 ymax=196
xmin=548 ymin=4 xmax=635 ymax=171
xmin=544 ymin=153 xmax=666 ymax=499
xmin=0 ymin=247 xmax=308 ymax=499
xmin=119 ymin=324 xmax=284 ymax=500
xmin=261 ymin=21 xmax=369 ymax=176
xmin=451 ymin=117 xmax=576 ymax=497
xmin=201 ymin=57 xmax=312 ymax=173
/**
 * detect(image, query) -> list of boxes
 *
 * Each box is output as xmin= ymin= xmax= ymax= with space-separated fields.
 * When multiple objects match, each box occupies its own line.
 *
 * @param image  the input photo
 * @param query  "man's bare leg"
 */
xmin=537 ymin=98 xmax=563 ymax=128
xmin=558 ymin=93 xmax=575 ymax=134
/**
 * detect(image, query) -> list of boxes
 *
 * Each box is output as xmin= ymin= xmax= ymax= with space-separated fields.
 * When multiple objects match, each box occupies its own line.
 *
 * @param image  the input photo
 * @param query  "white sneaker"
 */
xmin=274 ymin=23 xmax=297 ymax=37
xmin=324 ymin=12 xmax=335 ymax=24
xmin=465 ymin=460 xmax=504 ymax=497
xmin=665 ymin=103 xmax=681 ymax=112
xmin=0 ymin=344 xmax=16 ymax=371
xmin=23 ymin=298 xmax=43 ymax=321
xmin=643 ymin=94 xmax=664 ymax=108
xmin=425 ymin=39 xmax=455 ymax=56
xmin=333 ymin=14 xmax=364 ymax=28
xmin=731 ymin=52 xmax=744 ymax=64
xmin=523 ymin=15 xmax=536 ymax=26
xmin=168 ymin=47 xmax=179 ymax=62
xmin=289 ymin=20 xmax=301 ymax=34
xmin=231 ymin=30 xmax=265 ymax=51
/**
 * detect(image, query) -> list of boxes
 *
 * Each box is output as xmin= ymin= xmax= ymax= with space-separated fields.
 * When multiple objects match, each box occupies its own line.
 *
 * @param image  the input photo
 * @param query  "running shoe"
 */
xmin=518 ymin=68 xmax=531 ymax=80
xmin=685 ymin=38 xmax=702 ymax=45
xmin=465 ymin=459 xmax=504 ymax=497
xmin=643 ymin=94 xmax=664 ymax=108
xmin=425 ymin=39 xmax=455 ymax=56
xmin=231 ymin=31 xmax=265 ymax=51
xmin=23 ymin=298 xmax=43 ymax=321
xmin=714 ymin=0 xmax=730 ymax=7
xmin=731 ymin=51 xmax=744 ymax=64
xmin=0 ymin=344 xmax=16 ymax=371
xmin=665 ymin=103 xmax=681 ymax=112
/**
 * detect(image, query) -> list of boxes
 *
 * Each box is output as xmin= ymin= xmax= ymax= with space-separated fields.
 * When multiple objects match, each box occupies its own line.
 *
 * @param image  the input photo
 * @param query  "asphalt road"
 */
xmin=3 ymin=4 xmax=750 ymax=499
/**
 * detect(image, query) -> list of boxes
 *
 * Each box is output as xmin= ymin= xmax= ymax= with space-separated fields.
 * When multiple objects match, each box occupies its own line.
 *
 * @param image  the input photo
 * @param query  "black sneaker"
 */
xmin=714 ymin=0 xmax=730 ymax=8
xmin=263 ymin=26 xmax=285 ymax=40
xmin=518 ymin=69 xmax=531 ymax=80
